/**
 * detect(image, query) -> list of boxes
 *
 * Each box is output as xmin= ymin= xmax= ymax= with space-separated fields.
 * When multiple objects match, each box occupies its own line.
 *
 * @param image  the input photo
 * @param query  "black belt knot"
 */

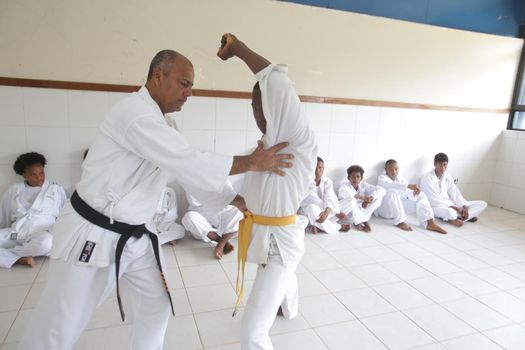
xmin=70 ymin=191 xmax=175 ymax=321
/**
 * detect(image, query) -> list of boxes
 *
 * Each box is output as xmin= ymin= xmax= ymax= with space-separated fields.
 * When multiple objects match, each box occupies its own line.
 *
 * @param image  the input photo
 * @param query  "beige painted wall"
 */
xmin=0 ymin=0 xmax=522 ymax=109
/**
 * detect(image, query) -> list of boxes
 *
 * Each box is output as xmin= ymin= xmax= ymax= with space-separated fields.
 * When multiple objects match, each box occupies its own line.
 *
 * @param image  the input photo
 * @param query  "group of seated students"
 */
xmin=301 ymin=153 xmax=487 ymax=235
xmin=0 ymin=150 xmax=488 ymax=269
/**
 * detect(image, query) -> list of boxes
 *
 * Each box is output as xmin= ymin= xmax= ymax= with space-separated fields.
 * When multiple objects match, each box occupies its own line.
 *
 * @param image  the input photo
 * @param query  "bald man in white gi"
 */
xmin=217 ymin=33 xmax=317 ymax=350
xmin=377 ymin=159 xmax=447 ymax=233
xmin=299 ymin=157 xmax=349 ymax=234
xmin=154 ymin=187 xmax=186 ymax=245
xmin=182 ymin=181 xmax=243 ymax=259
xmin=420 ymin=152 xmax=487 ymax=227
xmin=18 ymin=49 xmax=293 ymax=350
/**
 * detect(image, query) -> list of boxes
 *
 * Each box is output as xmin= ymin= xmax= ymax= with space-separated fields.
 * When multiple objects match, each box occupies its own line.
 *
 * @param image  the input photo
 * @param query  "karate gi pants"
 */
xmin=158 ymin=223 xmax=186 ymax=245
xmin=0 ymin=229 xmax=53 ymax=268
xmin=347 ymin=197 xmax=383 ymax=225
xmin=182 ymin=208 xmax=241 ymax=243
xmin=433 ymin=200 xmax=487 ymax=222
xmin=241 ymin=235 xmax=299 ymax=350
xmin=17 ymin=236 xmax=171 ymax=350
xmin=302 ymin=204 xmax=340 ymax=234
xmin=377 ymin=192 xmax=434 ymax=227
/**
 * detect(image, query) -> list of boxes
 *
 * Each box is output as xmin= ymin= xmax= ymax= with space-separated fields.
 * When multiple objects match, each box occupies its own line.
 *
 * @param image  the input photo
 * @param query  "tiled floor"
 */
xmin=2 ymin=206 xmax=525 ymax=349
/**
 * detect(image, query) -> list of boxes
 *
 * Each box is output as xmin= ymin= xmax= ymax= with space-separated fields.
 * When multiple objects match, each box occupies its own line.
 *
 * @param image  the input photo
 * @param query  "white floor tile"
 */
xmin=0 ymin=285 xmax=30 ymax=312
xmin=74 ymin=324 xmax=131 ymax=350
xmin=361 ymin=311 xmax=434 ymax=350
xmin=301 ymin=250 xmax=343 ymax=272
xmin=359 ymin=245 xmax=404 ymax=263
xmin=373 ymin=282 xmax=434 ymax=310
xmin=0 ymin=311 xmax=17 ymax=344
xmin=483 ymin=324 xmax=525 ymax=350
xmin=466 ymin=248 xmax=517 ymax=266
xmin=381 ymin=259 xmax=433 ymax=280
xmin=442 ymin=297 xmax=512 ymax=331
xmin=407 ymin=276 xmax=467 ymax=303
xmin=508 ymin=286 xmax=525 ymax=301
xmin=297 ymin=273 xmax=329 ymax=297
xmin=86 ymin=297 xmax=128 ymax=330
xmin=271 ymin=329 xmax=328 ymax=350
xmin=477 ymin=291 xmax=525 ymax=323
xmin=441 ymin=333 xmax=503 ymax=350
xmin=334 ymin=287 xmax=396 ymax=318
xmin=331 ymin=249 xmax=376 ymax=268
xmin=0 ymin=265 xmax=39 ymax=287
xmin=315 ymin=320 xmax=387 ymax=350
xmin=194 ymin=309 xmax=243 ymax=348
xmin=409 ymin=343 xmax=447 ymax=350
xmin=3 ymin=308 xmax=32 ymax=344
xmin=176 ymin=247 xmax=221 ymax=267
xmin=440 ymin=252 xmax=491 ymax=271
xmin=498 ymin=263 xmax=525 ymax=280
xmin=410 ymin=255 xmax=462 ymax=275
xmin=180 ymin=264 xmax=230 ymax=288
xmin=186 ymin=283 xmax=237 ymax=314
xmin=163 ymin=314 xmax=203 ymax=349
xmin=389 ymin=242 xmax=434 ymax=259
xmin=20 ymin=282 xmax=44 ymax=309
xmin=220 ymin=261 xmax=258 ymax=283
xmin=299 ymin=294 xmax=355 ymax=327
xmin=269 ymin=313 xmax=311 ymax=335
xmin=440 ymin=271 xmax=500 ymax=296
xmin=403 ymin=304 xmax=476 ymax=341
xmin=350 ymin=264 xmax=401 ymax=286
xmin=312 ymin=268 xmax=366 ymax=292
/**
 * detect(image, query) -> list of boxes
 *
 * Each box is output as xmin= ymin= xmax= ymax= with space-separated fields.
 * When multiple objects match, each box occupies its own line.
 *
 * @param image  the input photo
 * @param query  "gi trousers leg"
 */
xmin=0 ymin=230 xmax=53 ymax=268
xmin=377 ymin=192 xmax=406 ymax=225
xmin=303 ymin=204 xmax=340 ymax=234
xmin=182 ymin=211 xmax=215 ymax=243
xmin=240 ymin=237 xmax=298 ymax=350
xmin=18 ymin=237 xmax=170 ymax=350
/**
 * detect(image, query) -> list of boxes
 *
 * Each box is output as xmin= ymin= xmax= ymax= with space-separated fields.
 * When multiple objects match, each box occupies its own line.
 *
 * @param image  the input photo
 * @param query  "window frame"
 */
xmin=508 ymin=31 xmax=525 ymax=131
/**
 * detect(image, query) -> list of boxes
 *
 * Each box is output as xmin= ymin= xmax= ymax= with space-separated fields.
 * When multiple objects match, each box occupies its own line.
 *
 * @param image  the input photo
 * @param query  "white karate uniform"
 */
xmin=377 ymin=173 xmax=434 ymax=227
xmin=153 ymin=187 xmax=186 ymax=245
xmin=299 ymin=176 xmax=341 ymax=234
xmin=420 ymin=170 xmax=487 ymax=221
xmin=0 ymin=180 xmax=66 ymax=268
xmin=337 ymin=181 xmax=385 ymax=225
xmin=240 ymin=64 xmax=317 ymax=350
xmin=18 ymin=86 xmax=236 ymax=350
xmin=182 ymin=189 xmax=242 ymax=244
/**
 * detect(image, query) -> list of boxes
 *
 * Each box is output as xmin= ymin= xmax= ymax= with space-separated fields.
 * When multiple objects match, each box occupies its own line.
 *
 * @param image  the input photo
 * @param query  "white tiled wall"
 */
xmin=0 ymin=85 xmax=510 ymax=207
xmin=491 ymin=130 xmax=525 ymax=214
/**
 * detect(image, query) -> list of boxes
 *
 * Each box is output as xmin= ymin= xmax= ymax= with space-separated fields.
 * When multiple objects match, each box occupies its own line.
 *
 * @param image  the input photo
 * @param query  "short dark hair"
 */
xmin=434 ymin=152 xmax=448 ymax=163
xmin=13 ymin=152 xmax=46 ymax=175
xmin=317 ymin=156 xmax=324 ymax=164
xmin=147 ymin=50 xmax=179 ymax=80
xmin=347 ymin=165 xmax=364 ymax=177
xmin=385 ymin=159 xmax=397 ymax=169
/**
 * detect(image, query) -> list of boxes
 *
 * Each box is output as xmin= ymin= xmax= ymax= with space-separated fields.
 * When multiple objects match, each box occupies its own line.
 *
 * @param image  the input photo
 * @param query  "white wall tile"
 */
xmin=0 ymin=165 xmax=19 ymax=194
xmin=355 ymin=106 xmax=380 ymax=133
xmin=499 ymin=131 xmax=518 ymax=163
xmin=328 ymin=133 xmax=352 ymax=161
xmin=509 ymin=163 xmax=525 ymax=189
xmin=0 ymin=127 xmax=26 ymax=164
xmin=490 ymin=183 xmax=508 ymax=208
xmin=305 ymin=102 xmax=332 ymax=132
xmin=379 ymin=107 xmax=402 ymax=135
xmin=178 ymin=96 xmax=216 ymax=130
xmin=514 ymin=138 xmax=525 ymax=164
xmin=0 ymin=86 xmax=24 ymax=126
xmin=215 ymin=130 xmax=247 ymax=155
xmin=23 ymin=88 xmax=68 ymax=127
xmin=45 ymin=163 xmax=72 ymax=190
xmin=331 ymin=104 xmax=356 ymax=133
xmin=216 ymin=98 xmax=248 ymax=130
xmin=245 ymin=131 xmax=262 ymax=152
xmin=68 ymin=127 xmax=98 ymax=163
xmin=505 ymin=187 xmax=525 ymax=215
xmin=68 ymin=90 xmax=109 ymax=127
xmin=107 ymin=91 xmax=129 ymax=107
xmin=26 ymin=127 xmax=70 ymax=164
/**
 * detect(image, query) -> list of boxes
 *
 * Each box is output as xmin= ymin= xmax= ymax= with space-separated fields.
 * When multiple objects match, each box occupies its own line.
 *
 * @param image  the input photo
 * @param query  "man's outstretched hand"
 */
xmin=249 ymin=140 xmax=293 ymax=176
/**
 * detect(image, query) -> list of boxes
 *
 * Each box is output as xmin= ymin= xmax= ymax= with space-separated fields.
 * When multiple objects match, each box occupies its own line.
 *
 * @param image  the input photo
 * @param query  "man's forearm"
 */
xmin=233 ymin=41 xmax=271 ymax=75
xmin=230 ymin=155 xmax=253 ymax=175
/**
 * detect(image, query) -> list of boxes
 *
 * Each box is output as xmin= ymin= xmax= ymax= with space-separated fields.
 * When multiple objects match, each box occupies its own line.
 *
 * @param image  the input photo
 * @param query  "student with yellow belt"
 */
xmin=218 ymin=33 xmax=318 ymax=350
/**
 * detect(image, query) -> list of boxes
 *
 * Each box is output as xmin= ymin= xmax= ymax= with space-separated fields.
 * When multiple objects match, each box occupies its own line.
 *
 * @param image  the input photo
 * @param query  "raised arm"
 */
xmin=217 ymin=33 xmax=270 ymax=74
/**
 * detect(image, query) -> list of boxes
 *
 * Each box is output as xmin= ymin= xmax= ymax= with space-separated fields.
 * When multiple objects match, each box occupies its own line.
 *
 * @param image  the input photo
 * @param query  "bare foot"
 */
xmin=356 ymin=223 xmax=366 ymax=231
xmin=467 ymin=217 xmax=478 ymax=223
xmin=426 ymin=219 xmax=447 ymax=234
xmin=363 ymin=222 xmax=371 ymax=232
xmin=396 ymin=222 xmax=413 ymax=231
xmin=168 ymin=240 xmax=177 ymax=246
xmin=340 ymin=224 xmax=351 ymax=232
xmin=450 ymin=219 xmax=464 ymax=227
xmin=277 ymin=306 xmax=284 ymax=317
xmin=214 ymin=233 xmax=236 ymax=259
xmin=312 ymin=226 xmax=320 ymax=234
xmin=15 ymin=256 xmax=35 ymax=268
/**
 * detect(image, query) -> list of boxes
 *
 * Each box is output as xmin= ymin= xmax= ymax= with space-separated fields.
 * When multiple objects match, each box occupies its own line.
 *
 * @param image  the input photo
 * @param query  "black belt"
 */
xmin=70 ymin=191 xmax=175 ymax=321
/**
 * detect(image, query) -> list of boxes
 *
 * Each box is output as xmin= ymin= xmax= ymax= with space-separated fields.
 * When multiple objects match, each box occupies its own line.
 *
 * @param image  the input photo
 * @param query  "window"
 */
xmin=509 ymin=28 xmax=525 ymax=130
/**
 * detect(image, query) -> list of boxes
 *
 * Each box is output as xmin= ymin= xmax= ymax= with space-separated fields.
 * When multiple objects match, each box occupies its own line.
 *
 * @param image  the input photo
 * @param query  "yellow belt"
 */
xmin=233 ymin=210 xmax=296 ymax=316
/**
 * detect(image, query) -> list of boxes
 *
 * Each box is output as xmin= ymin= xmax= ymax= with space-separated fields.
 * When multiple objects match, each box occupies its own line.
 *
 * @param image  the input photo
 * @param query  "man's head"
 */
xmin=433 ymin=152 xmax=449 ymax=178
xmin=146 ymin=50 xmax=194 ymax=114
xmin=315 ymin=157 xmax=324 ymax=181
xmin=13 ymin=152 xmax=46 ymax=187
xmin=251 ymin=83 xmax=267 ymax=134
xmin=385 ymin=159 xmax=398 ymax=180
xmin=347 ymin=165 xmax=364 ymax=188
